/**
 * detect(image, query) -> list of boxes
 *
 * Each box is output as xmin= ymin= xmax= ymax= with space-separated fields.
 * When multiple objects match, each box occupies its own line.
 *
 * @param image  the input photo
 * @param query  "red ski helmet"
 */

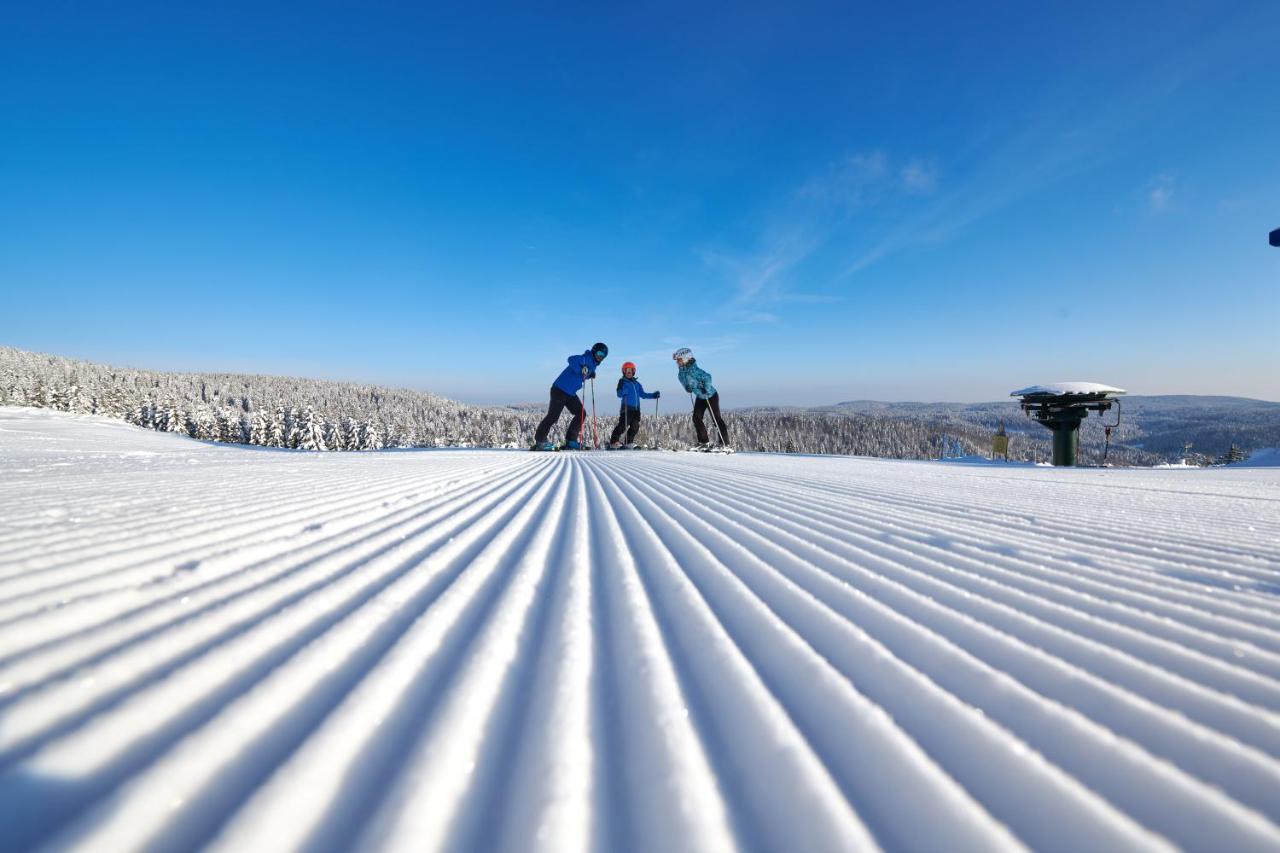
xmin=621 ymin=361 xmax=636 ymax=376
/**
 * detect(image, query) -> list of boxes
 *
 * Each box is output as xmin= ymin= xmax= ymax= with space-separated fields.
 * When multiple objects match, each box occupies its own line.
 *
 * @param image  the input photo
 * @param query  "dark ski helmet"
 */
xmin=621 ymin=361 xmax=636 ymax=376
xmin=592 ymin=342 xmax=609 ymax=363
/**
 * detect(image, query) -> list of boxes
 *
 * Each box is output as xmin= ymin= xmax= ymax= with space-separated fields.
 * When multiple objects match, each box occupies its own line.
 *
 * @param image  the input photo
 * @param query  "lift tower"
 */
xmin=1011 ymin=383 xmax=1126 ymax=467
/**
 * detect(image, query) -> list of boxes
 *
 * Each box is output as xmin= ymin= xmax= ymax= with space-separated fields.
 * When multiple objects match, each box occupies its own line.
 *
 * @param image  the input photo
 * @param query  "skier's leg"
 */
xmin=609 ymin=405 xmax=628 ymax=445
xmin=535 ymin=387 xmax=567 ymax=444
xmin=708 ymin=393 xmax=730 ymax=445
xmin=692 ymin=397 xmax=710 ymax=444
xmin=564 ymin=393 xmax=585 ymax=442
xmin=626 ymin=407 xmax=641 ymax=444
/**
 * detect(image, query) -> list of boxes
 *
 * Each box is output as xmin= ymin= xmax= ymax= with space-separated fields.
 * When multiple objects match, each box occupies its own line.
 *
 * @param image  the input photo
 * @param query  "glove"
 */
xmin=616 ymin=379 xmax=624 ymax=392
xmin=581 ymin=367 xmax=589 ymax=378
xmin=654 ymin=391 xmax=661 ymax=399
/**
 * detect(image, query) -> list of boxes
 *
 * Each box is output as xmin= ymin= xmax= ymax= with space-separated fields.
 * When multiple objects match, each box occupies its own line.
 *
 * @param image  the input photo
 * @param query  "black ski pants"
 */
xmin=535 ymin=387 xmax=584 ymax=444
xmin=693 ymin=392 xmax=729 ymax=445
xmin=609 ymin=405 xmax=642 ymax=445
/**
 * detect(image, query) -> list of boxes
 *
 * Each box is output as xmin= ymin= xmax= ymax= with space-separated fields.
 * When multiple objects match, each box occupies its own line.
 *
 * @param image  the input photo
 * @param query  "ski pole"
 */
xmin=700 ymin=379 xmax=727 ymax=449
xmin=652 ymin=395 xmax=659 ymax=449
xmin=590 ymin=377 xmax=598 ymax=449
xmin=710 ymin=395 xmax=727 ymax=448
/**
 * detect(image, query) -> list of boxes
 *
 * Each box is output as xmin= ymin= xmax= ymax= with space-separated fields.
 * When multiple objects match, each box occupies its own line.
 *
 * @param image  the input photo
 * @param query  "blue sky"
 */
xmin=3 ymin=1 xmax=1278 ymax=406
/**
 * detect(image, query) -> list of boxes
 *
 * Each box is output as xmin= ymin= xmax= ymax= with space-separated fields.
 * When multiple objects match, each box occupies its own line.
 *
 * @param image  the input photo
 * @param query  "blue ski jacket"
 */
xmin=615 ymin=377 xmax=658 ymax=408
xmin=553 ymin=350 xmax=598 ymax=395
xmin=677 ymin=360 xmax=716 ymax=399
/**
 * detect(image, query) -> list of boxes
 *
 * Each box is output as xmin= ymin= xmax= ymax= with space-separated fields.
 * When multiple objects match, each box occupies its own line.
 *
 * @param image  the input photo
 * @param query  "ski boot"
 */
xmin=531 ymin=441 xmax=558 ymax=452
xmin=623 ymin=443 xmax=638 ymax=450
xmin=607 ymin=441 xmax=621 ymax=451
xmin=560 ymin=439 xmax=583 ymax=450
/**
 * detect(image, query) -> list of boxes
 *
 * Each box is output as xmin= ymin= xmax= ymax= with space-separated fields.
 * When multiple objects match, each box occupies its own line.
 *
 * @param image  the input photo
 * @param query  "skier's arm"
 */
xmin=569 ymin=353 xmax=594 ymax=379
xmin=616 ymin=379 xmax=625 ymax=397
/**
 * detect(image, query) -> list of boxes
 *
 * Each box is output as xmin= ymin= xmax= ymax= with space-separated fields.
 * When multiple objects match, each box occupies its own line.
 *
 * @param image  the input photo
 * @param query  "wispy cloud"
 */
xmin=635 ymin=336 xmax=742 ymax=365
xmin=702 ymin=7 xmax=1255 ymax=329
xmin=900 ymin=159 xmax=938 ymax=195
xmin=840 ymin=11 xmax=1254 ymax=278
xmin=796 ymin=151 xmax=888 ymax=205
xmin=701 ymin=150 xmax=910 ymax=317
xmin=1146 ymin=173 xmax=1175 ymax=212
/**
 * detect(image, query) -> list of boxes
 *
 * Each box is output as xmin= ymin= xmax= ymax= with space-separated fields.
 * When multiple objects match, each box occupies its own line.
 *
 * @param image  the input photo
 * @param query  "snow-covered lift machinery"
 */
xmin=1011 ymin=382 xmax=1126 ymax=467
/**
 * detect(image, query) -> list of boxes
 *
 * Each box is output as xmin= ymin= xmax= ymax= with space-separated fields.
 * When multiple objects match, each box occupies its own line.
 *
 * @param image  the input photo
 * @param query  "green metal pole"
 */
xmin=1050 ymin=417 xmax=1082 ymax=466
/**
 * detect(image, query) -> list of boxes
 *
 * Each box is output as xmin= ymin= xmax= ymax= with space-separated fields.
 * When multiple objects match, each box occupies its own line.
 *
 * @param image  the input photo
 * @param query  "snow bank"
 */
xmin=1240 ymin=448 xmax=1280 ymax=468
xmin=938 ymin=454 xmax=1036 ymax=466
xmin=2 ymin=409 xmax=1279 ymax=851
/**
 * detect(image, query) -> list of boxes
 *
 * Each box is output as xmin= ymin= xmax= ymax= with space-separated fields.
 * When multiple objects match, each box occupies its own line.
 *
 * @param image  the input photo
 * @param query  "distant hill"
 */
xmin=740 ymin=395 xmax=1280 ymax=462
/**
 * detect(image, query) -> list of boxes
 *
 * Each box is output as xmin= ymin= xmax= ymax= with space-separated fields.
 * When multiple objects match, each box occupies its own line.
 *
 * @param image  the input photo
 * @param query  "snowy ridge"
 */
xmin=1 ymin=409 xmax=1279 ymax=851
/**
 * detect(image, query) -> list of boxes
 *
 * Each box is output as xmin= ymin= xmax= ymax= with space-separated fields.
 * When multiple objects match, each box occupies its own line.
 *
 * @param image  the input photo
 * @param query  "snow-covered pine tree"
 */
xmin=284 ymin=407 xmax=302 ymax=448
xmin=250 ymin=411 xmax=270 ymax=446
xmin=358 ymin=419 xmax=384 ymax=450
xmin=295 ymin=407 xmax=327 ymax=451
xmin=322 ymin=418 xmax=341 ymax=452
xmin=1220 ymin=444 xmax=1248 ymax=464
xmin=158 ymin=399 xmax=184 ymax=432
xmin=270 ymin=407 xmax=288 ymax=448
xmin=214 ymin=408 xmax=238 ymax=443
xmin=338 ymin=416 xmax=357 ymax=451
xmin=187 ymin=408 xmax=214 ymax=440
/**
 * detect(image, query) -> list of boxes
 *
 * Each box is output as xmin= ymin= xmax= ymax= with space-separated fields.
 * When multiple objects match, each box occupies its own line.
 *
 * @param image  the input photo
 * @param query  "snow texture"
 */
xmin=2 ymin=408 xmax=1279 ymax=852
xmin=1010 ymin=382 xmax=1127 ymax=397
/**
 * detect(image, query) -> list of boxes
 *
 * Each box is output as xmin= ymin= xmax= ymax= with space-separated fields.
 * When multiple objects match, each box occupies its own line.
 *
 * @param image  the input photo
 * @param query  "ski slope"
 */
xmin=2 ymin=408 xmax=1279 ymax=852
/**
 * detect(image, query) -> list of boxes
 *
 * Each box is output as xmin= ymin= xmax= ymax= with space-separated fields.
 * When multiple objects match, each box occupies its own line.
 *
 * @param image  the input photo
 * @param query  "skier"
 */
xmin=673 ymin=347 xmax=730 ymax=449
xmin=532 ymin=342 xmax=608 ymax=450
xmin=608 ymin=361 xmax=659 ymax=449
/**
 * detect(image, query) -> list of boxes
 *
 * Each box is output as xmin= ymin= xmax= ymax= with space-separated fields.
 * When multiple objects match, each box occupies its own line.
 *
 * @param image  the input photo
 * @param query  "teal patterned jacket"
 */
xmin=677 ymin=360 xmax=716 ymax=399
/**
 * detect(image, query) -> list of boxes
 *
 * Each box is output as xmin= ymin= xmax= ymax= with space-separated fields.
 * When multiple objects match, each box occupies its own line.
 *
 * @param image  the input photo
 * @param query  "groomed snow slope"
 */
xmin=2 ymin=408 xmax=1279 ymax=852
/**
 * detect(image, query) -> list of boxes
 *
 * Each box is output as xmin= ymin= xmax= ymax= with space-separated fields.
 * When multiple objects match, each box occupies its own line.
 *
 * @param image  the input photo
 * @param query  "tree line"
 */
xmin=2 ymin=346 xmax=1163 ymax=463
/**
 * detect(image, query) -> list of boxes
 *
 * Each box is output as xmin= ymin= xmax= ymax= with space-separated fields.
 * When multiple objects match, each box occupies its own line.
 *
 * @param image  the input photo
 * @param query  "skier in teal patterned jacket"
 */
xmin=673 ymin=348 xmax=729 ymax=447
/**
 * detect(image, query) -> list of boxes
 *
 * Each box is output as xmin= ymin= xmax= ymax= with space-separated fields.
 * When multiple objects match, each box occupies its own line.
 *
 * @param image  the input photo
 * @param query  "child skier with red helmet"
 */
xmin=608 ymin=361 xmax=660 ymax=449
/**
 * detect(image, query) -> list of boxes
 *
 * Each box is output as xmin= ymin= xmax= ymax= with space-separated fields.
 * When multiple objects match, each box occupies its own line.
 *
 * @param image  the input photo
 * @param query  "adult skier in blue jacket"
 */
xmin=673 ymin=347 xmax=730 ymax=448
xmin=533 ymin=342 xmax=608 ymax=450
xmin=608 ymin=361 xmax=660 ymax=449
